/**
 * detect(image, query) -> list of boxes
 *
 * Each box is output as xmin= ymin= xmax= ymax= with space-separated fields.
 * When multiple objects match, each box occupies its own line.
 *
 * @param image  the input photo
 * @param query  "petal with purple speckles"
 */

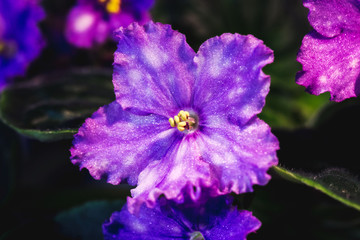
xmin=197 ymin=117 xmax=279 ymax=194
xmin=297 ymin=31 xmax=360 ymax=102
xmin=296 ymin=0 xmax=360 ymax=101
xmin=70 ymin=101 xmax=177 ymax=185
xmin=192 ymin=33 xmax=273 ymax=125
xmin=303 ymin=0 xmax=360 ymax=38
xmin=113 ymin=22 xmax=196 ymax=117
xmin=128 ymin=133 xmax=219 ymax=213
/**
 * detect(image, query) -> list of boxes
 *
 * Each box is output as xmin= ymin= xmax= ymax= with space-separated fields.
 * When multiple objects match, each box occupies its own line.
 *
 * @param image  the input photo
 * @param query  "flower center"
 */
xmin=0 ymin=40 xmax=17 ymax=58
xmin=169 ymin=110 xmax=197 ymax=132
xmin=98 ymin=0 xmax=122 ymax=14
xmin=189 ymin=231 xmax=205 ymax=240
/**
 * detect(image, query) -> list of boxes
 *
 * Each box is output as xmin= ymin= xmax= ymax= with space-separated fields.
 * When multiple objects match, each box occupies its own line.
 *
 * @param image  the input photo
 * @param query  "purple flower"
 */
xmin=65 ymin=0 xmax=154 ymax=48
xmin=0 ymin=0 xmax=45 ymax=90
xmin=296 ymin=0 xmax=360 ymax=102
xmin=70 ymin=21 xmax=279 ymax=213
xmin=103 ymin=195 xmax=261 ymax=240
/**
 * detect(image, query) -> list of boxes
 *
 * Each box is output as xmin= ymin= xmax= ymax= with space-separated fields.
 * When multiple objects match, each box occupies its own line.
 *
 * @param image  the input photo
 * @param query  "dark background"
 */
xmin=1 ymin=0 xmax=360 ymax=239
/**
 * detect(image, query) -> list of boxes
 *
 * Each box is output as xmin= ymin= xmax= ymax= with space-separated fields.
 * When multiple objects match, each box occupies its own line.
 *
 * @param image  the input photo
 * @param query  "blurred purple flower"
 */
xmin=0 ymin=0 xmax=45 ymax=90
xmin=296 ymin=0 xmax=360 ymax=102
xmin=103 ymin=195 xmax=261 ymax=240
xmin=65 ymin=0 xmax=154 ymax=48
xmin=70 ymin=21 xmax=278 ymax=213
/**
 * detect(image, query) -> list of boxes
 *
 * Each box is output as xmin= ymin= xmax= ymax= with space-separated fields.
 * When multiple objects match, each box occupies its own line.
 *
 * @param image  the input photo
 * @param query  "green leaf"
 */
xmin=55 ymin=200 xmax=125 ymax=240
xmin=248 ymin=177 xmax=360 ymax=240
xmin=272 ymin=166 xmax=360 ymax=211
xmin=0 ymin=122 xmax=19 ymax=207
xmin=0 ymin=68 xmax=114 ymax=142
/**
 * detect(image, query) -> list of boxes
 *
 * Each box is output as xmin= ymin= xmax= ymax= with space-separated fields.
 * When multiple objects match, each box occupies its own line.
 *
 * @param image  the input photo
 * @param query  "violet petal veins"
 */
xmin=70 ymin=21 xmax=279 ymax=213
xmin=296 ymin=0 xmax=360 ymax=101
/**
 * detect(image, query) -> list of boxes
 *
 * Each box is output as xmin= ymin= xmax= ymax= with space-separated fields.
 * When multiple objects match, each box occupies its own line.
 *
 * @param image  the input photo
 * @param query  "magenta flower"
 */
xmin=103 ymin=195 xmax=261 ymax=240
xmin=296 ymin=0 xmax=360 ymax=102
xmin=65 ymin=0 xmax=154 ymax=48
xmin=70 ymin=21 xmax=279 ymax=213
xmin=0 ymin=0 xmax=45 ymax=90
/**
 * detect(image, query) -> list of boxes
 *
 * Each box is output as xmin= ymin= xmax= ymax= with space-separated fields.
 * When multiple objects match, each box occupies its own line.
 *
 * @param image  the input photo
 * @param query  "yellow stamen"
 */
xmin=169 ymin=110 xmax=196 ymax=132
xmin=106 ymin=0 xmax=121 ymax=13
xmin=180 ymin=112 xmax=188 ymax=121
xmin=177 ymin=122 xmax=187 ymax=127
xmin=169 ymin=118 xmax=175 ymax=127
xmin=177 ymin=126 xmax=185 ymax=132
xmin=174 ymin=115 xmax=180 ymax=124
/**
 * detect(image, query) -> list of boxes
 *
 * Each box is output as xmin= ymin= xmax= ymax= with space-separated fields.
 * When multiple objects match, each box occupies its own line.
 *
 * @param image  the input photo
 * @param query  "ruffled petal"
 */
xmin=103 ymin=202 xmax=188 ymax=240
xmin=113 ymin=21 xmax=196 ymax=117
xmin=303 ymin=0 xmax=360 ymax=38
xmin=70 ymin=101 xmax=177 ymax=185
xmin=127 ymin=116 xmax=277 ymax=213
xmin=192 ymin=33 xmax=273 ymax=125
xmin=296 ymin=31 xmax=360 ymax=101
xmin=204 ymin=209 xmax=260 ymax=240
xmin=127 ymin=133 xmax=219 ymax=213
xmin=197 ymin=117 xmax=279 ymax=194
xmin=103 ymin=196 xmax=260 ymax=240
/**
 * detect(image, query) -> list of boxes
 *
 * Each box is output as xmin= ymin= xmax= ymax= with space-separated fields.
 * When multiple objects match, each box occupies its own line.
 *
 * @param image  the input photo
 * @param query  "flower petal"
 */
xmin=127 ymin=133 xmax=220 ymax=213
xmin=296 ymin=31 xmax=360 ymax=101
xmin=192 ymin=33 xmax=273 ymax=125
xmin=127 ymin=116 xmax=277 ymax=213
xmin=103 ymin=195 xmax=261 ymax=240
xmin=113 ymin=21 xmax=196 ymax=117
xmin=197 ymin=117 xmax=279 ymax=194
xmin=204 ymin=209 xmax=261 ymax=240
xmin=70 ymin=101 xmax=177 ymax=185
xmin=103 ymin=202 xmax=188 ymax=240
xmin=303 ymin=0 xmax=360 ymax=38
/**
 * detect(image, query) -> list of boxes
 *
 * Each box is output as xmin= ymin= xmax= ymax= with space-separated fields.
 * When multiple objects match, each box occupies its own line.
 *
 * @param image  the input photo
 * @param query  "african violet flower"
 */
xmin=296 ymin=0 xmax=360 ymax=102
xmin=65 ymin=0 xmax=154 ymax=48
xmin=70 ymin=21 xmax=279 ymax=213
xmin=103 ymin=195 xmax=261 ymax=240
xmin=0 ymin=0 xmax=45 ymax=90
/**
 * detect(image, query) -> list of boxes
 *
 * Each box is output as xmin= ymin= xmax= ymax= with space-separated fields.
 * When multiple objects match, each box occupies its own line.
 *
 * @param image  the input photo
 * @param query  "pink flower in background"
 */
xmin=65 ymin=0 xmax=154 ymax=48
